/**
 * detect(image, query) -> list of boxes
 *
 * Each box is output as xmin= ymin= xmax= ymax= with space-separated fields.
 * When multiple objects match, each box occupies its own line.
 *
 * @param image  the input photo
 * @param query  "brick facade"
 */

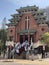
xmin=7 ymin=6 xmax=49 ymax=43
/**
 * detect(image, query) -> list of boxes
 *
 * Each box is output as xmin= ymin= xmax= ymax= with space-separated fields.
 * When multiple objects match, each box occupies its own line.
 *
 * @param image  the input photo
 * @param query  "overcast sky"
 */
xmin=0 ymin=0 xmax=49 ymax=28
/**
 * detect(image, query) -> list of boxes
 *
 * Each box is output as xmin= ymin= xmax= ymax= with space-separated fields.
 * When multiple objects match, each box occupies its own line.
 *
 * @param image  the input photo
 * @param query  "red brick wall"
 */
xmin=8 ymin=12 xmax=49 ymax=42
xmin=17 ymin=13 xmax=39 ymax=42
xmin=35 ymin=24 xmax=49 ymax=41
xmin=18 ymin=13 xmax=38 ymax=30
xmin=8 ymin=26 xmax=15 ymax=41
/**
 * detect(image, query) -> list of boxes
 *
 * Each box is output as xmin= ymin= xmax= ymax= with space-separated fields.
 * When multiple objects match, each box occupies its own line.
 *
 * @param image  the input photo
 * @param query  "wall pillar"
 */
xmin=28 ymin=35 xmax=30 ymax=43
xmin=17 ymin=34 xmax=20 ymax=42
xmin=34 ymin=33 xmax=36 ymax=43
xmin=14 ymin=26 xmax=16 ymax=42
xmin=23 ymin=35 xmax=25 ymax=42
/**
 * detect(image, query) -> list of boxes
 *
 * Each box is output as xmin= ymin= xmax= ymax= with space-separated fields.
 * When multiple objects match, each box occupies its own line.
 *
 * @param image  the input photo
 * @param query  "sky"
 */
xmin=0 ymin=0 xmax=49 ymax=28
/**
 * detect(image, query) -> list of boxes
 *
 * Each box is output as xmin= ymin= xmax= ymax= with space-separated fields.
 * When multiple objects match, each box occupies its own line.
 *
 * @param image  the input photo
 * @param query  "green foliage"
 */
xmin=0 ymin=29 xmax=7 ymax=50
xmin=0 ymin=40 xmax=4 ymax=50
xmin=41 ymin=32 xmax=49 ymax=46
xmin=0 ymin=29 xmax=7 ymax=41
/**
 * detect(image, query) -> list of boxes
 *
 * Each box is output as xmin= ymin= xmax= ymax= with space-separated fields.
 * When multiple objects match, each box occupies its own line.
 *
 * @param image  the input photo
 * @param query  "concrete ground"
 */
xmin=0 ymin=58 xmax=49 ymax=65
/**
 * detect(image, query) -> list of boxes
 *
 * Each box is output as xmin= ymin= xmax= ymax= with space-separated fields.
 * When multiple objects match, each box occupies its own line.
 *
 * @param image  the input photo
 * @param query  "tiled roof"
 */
xmin=8 ymin=5 xmax=48 ymax=26
xmin=16 ymin=5 xmax=38 ymax=12
xmin=6 ymin=22 xmax=18 ymax=26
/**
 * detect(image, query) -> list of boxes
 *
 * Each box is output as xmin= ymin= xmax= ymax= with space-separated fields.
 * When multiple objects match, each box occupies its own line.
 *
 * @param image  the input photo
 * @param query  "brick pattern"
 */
xmin=8 ymin=13 xmax=49 ymax=42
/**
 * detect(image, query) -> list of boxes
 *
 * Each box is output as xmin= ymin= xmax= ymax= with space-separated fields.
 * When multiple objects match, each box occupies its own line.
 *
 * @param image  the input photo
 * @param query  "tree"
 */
xmin=41 ymin=32 xmax=49 ymax=46
xmin=0 ymin=29 xmax=7 ymax=50
xmin=0 ymin=17 xmax=7 ymax=50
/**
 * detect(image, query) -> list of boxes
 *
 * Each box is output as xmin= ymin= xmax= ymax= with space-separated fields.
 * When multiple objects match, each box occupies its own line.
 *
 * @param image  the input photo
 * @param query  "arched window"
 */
xmin=10 ymin=30 xmax=13 ymax=32
xmin=25 ymin=16 xmax=30 ymax=30
xmin=42 ymin=28 xmax=45 ymax=31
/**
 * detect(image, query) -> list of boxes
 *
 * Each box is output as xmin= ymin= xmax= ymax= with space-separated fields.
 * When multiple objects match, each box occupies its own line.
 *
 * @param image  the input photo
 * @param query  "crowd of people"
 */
xmin=7 ymin=40 xmax=30 ymax=59
xmin=6 ymin=40 xmax=48 ymax=59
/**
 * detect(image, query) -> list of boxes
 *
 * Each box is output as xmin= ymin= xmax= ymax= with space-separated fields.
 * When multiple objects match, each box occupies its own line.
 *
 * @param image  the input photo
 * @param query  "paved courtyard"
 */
xmin=0 ymin=58 xmax=49 ymax=65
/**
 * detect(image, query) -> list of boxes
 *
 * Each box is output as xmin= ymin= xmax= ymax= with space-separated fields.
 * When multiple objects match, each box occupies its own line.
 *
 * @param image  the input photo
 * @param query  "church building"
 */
xmin=7 ymin=5 xmax=49 ymax=43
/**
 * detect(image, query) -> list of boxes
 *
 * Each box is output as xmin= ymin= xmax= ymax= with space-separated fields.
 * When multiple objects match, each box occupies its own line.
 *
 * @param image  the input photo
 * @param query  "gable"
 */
xmin=18 ymin=12 xmax=38 ymax=30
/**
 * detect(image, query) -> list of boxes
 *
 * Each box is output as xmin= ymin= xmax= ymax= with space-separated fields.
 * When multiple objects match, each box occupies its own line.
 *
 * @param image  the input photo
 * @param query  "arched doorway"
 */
xmin=25 ymin=35 xmax=28 ymax=41
xmin=20 ymin=35 xmax=23 ymax=44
